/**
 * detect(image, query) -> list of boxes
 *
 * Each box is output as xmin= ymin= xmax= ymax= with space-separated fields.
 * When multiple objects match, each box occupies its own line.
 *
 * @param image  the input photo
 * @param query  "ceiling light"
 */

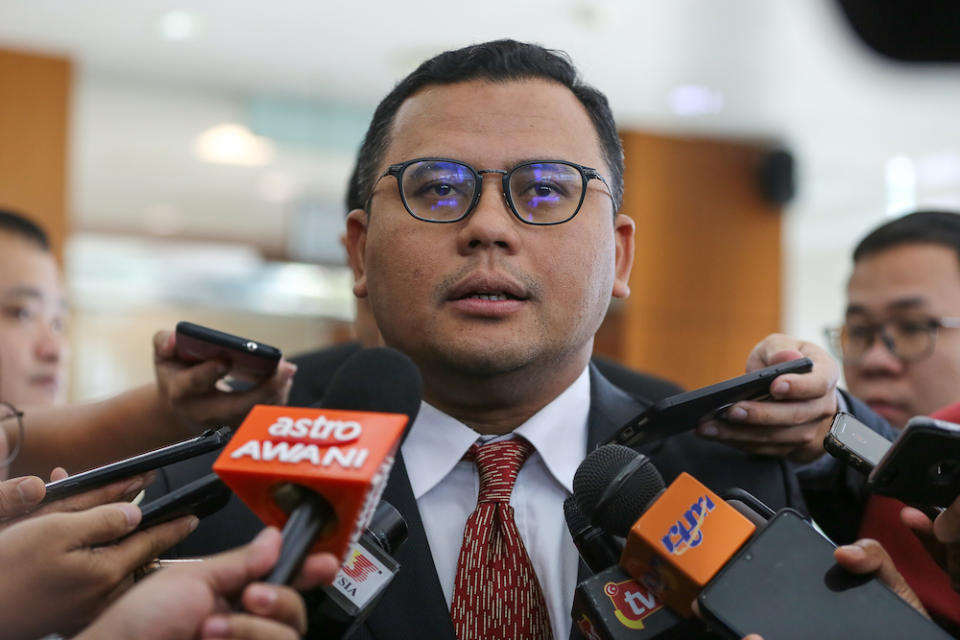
xmin=193 ymin=124 xmax=276 ymax=167
xmin=668 ymin=85 xmax=725 ymax=117
xmin=156 ymin=10 xmax=200 ymax=42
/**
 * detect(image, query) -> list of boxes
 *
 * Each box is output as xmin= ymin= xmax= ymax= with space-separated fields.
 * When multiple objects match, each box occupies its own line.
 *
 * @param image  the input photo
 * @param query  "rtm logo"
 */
xmin=660 ymin=495 xmax=715 ymax=555
xmin=342 ymin=551 xmax=381 ymax=582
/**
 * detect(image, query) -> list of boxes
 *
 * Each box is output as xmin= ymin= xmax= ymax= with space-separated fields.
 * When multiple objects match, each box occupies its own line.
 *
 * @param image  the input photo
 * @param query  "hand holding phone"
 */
xmin=869 ymin=416 xmax=960 ymax=509
xmin=607 ymin=357 xmax=813 ymax=449
xmin=174 ymin=322 xmax=282 ymax=391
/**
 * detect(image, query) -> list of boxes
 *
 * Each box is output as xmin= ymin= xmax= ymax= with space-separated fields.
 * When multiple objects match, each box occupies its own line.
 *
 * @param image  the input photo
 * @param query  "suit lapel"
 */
xmin=364 ymin=453 xmax=457 ymax=640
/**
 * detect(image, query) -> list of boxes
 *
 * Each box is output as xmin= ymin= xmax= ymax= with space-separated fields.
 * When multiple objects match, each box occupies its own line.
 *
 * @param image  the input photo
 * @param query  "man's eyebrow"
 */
xmin=0 ymin=286 xmax=44 ymax=300
xmin=845 ymin=297 xmax=929 ymax=316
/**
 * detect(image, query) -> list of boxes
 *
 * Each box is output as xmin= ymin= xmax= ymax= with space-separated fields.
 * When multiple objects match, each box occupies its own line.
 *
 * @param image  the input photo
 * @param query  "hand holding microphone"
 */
xmin=213 ymin=347 xmax=421 ymax=583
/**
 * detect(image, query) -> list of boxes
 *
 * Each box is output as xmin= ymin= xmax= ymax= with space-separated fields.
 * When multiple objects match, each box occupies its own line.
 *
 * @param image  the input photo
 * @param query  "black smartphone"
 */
xmin=605 ymin=357 xmax=813 ymax=449
xmin=823 ymin=411 xmax=893 ymax=474
xmin=869 ymin=415 xmax=960 ymax=509
xmin=698 ymin=509 xmax=952 ymax=640
xmin=42 ymin=428 xmax=232 ymax=504
xmin=133 ymin=473 xmax=232 ymax=533
xmin=175 ymin=321 xmax=282 ymax=390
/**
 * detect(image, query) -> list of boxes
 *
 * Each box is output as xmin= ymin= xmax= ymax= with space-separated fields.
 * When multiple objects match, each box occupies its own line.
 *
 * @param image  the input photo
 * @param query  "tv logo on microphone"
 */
xmin=602 ymin=578 xmax=663 ymax=629
xmin=342 ymin=549 xmax=382 ymax=582
xmin=660 ymin=495 xmax=715 ymax=555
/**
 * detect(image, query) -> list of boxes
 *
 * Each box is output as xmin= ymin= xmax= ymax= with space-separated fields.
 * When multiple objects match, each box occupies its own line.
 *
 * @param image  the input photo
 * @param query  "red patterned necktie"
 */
xmin=450 ymin=437 xmax=552 ymax=640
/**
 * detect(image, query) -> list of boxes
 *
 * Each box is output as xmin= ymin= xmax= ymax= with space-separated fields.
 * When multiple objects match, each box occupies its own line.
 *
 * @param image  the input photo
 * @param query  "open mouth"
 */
xmin=460 ymin=291 xmax=523 ymax=301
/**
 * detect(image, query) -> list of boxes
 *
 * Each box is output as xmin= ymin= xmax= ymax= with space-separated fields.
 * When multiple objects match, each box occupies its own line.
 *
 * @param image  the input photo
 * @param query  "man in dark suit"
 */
xmin=153 ymin=39 xmax=891 ymax=639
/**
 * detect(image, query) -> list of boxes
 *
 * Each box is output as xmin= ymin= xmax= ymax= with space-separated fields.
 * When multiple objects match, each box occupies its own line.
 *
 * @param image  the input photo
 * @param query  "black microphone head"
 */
xmin=563 ymin=494 xmax=591 ymax=538
xmin=367 ymin=500 xmax=408 ymax=555
xmin=573 ymin=444 xmax=665 ymax=537
xmin=315 ymin=347 xmax=422 ymax=429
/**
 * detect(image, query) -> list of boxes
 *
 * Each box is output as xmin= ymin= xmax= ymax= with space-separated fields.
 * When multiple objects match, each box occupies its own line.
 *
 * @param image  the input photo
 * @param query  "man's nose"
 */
xmin=456 ymin=174 xmax=521 ymax=254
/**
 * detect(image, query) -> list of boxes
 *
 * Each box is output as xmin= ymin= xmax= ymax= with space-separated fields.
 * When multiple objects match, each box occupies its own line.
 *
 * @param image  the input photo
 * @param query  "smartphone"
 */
xmin=605 ymin=357 xmax=813 ymax=449
xmin=823 ymin=411 xmax=893 ymax=474
xmin=869 ymin=415 xmax=960 ymax=509
xmin=698 ymin=509 xmax=952 ymax=640
xmin=133 ymin=473 xmax=232 ymax=533
xmin=175 ymin=321 xmax=282 ymax=390
xmin=42 ymin=428 xmax=232 ymax=504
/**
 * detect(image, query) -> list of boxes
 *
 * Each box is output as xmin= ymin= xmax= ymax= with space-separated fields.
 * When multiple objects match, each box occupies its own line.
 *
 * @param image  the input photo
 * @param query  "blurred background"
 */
xmin=0 ymin=0 xmax=958 ymax=401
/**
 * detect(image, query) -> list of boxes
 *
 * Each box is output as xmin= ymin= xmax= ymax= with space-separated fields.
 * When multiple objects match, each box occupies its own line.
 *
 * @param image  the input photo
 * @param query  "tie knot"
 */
xmin=466 ymin=438 xmax=534 ymax=503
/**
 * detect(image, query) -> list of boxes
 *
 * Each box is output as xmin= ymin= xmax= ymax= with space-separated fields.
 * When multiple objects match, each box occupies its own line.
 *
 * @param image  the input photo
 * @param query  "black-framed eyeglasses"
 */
xmin=824 ymin=316 xmax=960 ymax=364
xmin=0 ymin=401 xmax=24 ymax=470
xmin=370 ymin=157 xmax=612 ymax=225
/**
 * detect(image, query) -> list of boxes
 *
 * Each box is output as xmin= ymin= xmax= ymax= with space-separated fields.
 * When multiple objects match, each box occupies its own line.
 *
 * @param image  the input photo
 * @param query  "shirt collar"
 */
xmin=402 ymin=366 xmax=591 ymax=500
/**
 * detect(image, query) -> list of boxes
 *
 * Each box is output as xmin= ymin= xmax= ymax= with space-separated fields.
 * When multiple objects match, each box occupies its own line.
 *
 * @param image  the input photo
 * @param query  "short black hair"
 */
xmin=0 ymin=208 xmax=50 ymax=250
xmin=853 ymin=210 xmax=960 ymax=263
xmin=346 ymin=39 xmax=624 ymax=214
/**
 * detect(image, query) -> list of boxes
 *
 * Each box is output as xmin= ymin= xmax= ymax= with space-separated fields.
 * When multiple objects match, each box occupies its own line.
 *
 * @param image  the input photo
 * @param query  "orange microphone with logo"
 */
xmin=574 ymin=445 xmax=756 ymax=618
xmin=213 ymin=347 xmax=422 ymax=583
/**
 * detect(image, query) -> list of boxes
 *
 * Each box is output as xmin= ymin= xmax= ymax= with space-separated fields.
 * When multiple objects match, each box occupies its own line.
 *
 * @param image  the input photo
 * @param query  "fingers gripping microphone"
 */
xmin=213 ymin=347 xmax=422 ymax=583
xmin=574 ymin=445 xmax=756 ymax=618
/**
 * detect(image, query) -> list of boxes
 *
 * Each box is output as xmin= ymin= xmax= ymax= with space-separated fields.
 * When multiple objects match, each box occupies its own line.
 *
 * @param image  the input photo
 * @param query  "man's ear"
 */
xmin=612 ymin=213 xmax=635 ymax=299
xmin=344 ymin=209 xmax=370 ymax=299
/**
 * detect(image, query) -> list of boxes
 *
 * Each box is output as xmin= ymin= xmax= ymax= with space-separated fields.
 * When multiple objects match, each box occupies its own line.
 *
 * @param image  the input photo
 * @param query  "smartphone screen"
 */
xmin=607 ymin=357 xmax=813 ymax=449
xmin=698 ymin=509 xmax=951 ymax=639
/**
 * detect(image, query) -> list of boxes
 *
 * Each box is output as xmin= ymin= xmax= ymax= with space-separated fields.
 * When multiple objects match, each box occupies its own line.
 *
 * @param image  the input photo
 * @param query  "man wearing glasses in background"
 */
xmin=826 ymin=210 xmax=960 ymax=633
xmin=827 ymin=210 xmax=960 ymax=429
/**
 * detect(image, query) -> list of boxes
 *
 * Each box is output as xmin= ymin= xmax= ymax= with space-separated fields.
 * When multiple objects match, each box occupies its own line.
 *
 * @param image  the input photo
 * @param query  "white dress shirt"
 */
xmin=401 ymin=366 xmax=591 ymax=639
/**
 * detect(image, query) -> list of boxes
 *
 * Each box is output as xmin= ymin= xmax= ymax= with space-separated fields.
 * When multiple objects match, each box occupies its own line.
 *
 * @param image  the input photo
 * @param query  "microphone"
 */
xmin=564 ymin=495 xmax=621 ymax=575
xmin=213 ymin=347 xmax=422 ymax=582
xmin=566 ymin=495 xmax=686 ymax=638
xmin=304 ymin=500 xmax=408 ymax=639
xmin=573 ymin=445 xmax=756 ymax=618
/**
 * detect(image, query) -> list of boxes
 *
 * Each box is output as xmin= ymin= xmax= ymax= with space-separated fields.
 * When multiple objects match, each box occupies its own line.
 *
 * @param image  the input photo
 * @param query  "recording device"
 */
xmin=698 ymin=509 xmax=952 ymax=639
xmin=869 ymin=415 xmax=960 ymax=509
xmin=574 ymin=445 xmax=756 ymax=617
xmin=42 ymin=427 xmax=232 ymax=504
xmin=305 ymin=500 xmax=408 ymax=639
xmin=133 ymin=472 xmax=232 ymax=533
xmin=606 ymin=357 xmax=813 ymax=449
xmin=565 ymin=494 xmax=686 ymax=638
xmin=212 ymin=347 xmax=422 ymax=582
xmin=175 ymin=321 xmax=282 ymax=391
xmin=823 ymin=411 xmax=894 ymax=474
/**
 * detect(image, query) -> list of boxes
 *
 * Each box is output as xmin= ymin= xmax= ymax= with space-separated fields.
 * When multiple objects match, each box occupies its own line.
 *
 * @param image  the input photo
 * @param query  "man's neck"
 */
xmin=419 ymin=352 xmax=591 ymax=435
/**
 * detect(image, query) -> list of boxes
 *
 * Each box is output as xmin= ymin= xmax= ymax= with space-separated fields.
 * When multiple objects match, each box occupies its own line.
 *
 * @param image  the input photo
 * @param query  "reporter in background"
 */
xmin=826 ymin=210 xmax=960 ymax=429
xmin=0 ymin=209 xmax=66 ymax=407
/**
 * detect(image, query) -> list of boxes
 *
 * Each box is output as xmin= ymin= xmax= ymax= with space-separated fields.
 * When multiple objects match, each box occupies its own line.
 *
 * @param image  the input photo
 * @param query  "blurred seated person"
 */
xmin=0 ymin=208 xmax=66 ymax=406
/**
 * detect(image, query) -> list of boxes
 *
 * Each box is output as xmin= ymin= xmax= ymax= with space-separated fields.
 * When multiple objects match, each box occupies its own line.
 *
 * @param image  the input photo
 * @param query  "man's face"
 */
xmin=843 ymin=243 xmax=960 ymax=427
xmin=0 ymin=232 xmax=66 ymax=406
xmin=346 ymin=79 xmax=634 ymax=386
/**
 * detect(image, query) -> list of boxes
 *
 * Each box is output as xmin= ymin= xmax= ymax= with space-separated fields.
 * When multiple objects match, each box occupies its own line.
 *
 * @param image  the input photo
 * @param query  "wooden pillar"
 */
xmin=597 ymin=131 xmax=783 ymax=389
xmin=0 ymin=48 xmax=72 ymax=260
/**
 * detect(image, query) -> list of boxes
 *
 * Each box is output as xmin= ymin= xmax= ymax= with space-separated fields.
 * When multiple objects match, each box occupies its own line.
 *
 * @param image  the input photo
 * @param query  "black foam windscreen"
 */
xmin=573 ymin=444 xmax=665 ymax=537
xmin=563 ymin=494 xmax=591 ymax=537
xmin=314 ymin=347 xmax=423 ymax=430
xmin=836 ymin=0 xmax=960 ymax=62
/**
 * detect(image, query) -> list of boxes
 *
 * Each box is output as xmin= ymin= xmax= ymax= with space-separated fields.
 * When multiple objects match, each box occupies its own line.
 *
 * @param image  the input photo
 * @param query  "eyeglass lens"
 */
xmin=400 ymin=160 xmax=584 ymax=224
xmin=843 ymin=320 xmax=936 ymax=361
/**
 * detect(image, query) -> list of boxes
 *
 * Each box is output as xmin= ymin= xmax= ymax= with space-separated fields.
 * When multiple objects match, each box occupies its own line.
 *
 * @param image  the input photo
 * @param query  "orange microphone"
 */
xmin=574 ymin=445 xmax=756 ymax=618
xmin=213 ymin=347 xmax=422 ymax=583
